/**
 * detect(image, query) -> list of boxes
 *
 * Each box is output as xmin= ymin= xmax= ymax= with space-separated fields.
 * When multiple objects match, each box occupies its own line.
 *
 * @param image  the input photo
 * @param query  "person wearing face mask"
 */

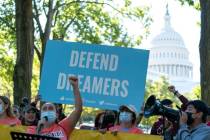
xmin=176 ymin=100 xmax=210 ymax=140
xmin=0 ymin=96 xmax=21 ymax=126
xmin=109 ymin=105 xmax=143 ymax=134
xmin=27 ymin=76 xmax=83 ymax=140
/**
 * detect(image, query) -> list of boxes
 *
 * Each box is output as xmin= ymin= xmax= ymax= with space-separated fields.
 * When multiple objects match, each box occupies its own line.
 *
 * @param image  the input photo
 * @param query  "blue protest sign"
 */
xmin=40 ymin=40 xmax=149 ymax=112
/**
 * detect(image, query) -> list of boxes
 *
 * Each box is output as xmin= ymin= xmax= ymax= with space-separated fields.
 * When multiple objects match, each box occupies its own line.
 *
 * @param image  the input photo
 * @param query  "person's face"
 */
xmin=41 ymin=103 xmax=57 ymax=124
xmin=185 ymin=105 xmax=202 ymax=121
xmin=13 ymin=108 xmax=20 ymax=118
xmin=24 ymin=110 xmax=36 ymax=122
xmin=119 ymin=111 xmax=133 ymax=125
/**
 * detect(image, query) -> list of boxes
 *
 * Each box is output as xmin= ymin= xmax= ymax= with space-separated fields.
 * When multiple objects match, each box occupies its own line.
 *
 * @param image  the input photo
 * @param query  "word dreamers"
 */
xmin=57 ymin=73 xmax=129 ymax=98
xmin=69 ymin=50 xmax=119 ymax=71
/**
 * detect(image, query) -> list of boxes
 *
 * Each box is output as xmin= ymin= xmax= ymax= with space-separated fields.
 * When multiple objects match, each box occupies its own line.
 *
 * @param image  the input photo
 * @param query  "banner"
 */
xmin=0 ymin=125 xmax=162 ymax=140
xmin=0 ymin=125 xmax=26 ymax=140
xmin=71 ymin=130 xmax=163 ymax=140
xmin=40 ymin=40 xmax=149 ymax=112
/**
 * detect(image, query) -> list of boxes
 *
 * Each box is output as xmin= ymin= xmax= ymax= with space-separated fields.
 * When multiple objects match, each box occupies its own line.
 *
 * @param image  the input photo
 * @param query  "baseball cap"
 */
xmin=119 ymin=105 xmax=137 ymax=115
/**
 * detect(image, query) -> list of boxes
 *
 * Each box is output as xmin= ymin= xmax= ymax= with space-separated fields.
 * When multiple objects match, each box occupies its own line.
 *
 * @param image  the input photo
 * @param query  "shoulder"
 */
xmin=109 ymin=125 xmax=120 ymax=131
xmin=7 ymin=117 xmax=21 ymax=125
xmin=26 ymin=126 xmax=37 ymax=134
xmin=130 ymin=127 xmax=143 ymax=134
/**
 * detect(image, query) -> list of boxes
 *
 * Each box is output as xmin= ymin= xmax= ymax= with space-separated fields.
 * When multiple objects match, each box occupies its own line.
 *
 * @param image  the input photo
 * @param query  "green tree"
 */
xmin=33 ymin=0 xmax=152 ymax=72
xmin=184 ymin=85 xmax=201 ymax=100
xmin=0 ymin=0 xmax=152 ymax=103
xmin=177 ymin=0 xmax=210 ymax=106
xmin=0 ymin=0 xmax=16 ymax=98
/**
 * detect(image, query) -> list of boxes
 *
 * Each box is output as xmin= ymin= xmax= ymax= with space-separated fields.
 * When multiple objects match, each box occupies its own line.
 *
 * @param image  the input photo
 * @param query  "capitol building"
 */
xmin=147 ymin=7 xmax=199 ymax=93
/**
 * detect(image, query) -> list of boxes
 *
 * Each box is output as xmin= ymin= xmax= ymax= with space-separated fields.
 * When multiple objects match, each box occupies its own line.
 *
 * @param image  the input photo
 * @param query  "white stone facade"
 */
xmin=147 ymin=6 xmax=198 ymax=93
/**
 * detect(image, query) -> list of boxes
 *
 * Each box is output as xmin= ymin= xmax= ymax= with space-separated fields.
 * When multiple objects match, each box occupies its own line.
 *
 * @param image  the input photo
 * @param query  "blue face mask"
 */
xmin=0 ymin=104 xmax=3 ymax=114
xmin=41 ymin=111 xmax=56 ymax=123
xmin=119 ymin=112 xmax=132 ymax=122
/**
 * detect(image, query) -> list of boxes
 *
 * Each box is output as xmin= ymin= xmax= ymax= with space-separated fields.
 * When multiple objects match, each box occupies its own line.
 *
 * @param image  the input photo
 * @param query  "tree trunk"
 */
xmin=14 ymin=0 xmax=34 ymax=105
xmin=39 ymin=0 xmax=55 ymax=75
xmin=199 ymin=0 xmax=210 ymax=106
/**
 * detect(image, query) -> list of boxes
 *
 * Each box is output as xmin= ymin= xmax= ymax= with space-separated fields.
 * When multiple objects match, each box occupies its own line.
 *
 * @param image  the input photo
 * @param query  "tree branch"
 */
xmin=43 ymin=0 xmax=47 ymax=17
xmin=55 ymin=0 xmax=129 ymax=17
xmin=34 ymin=45 xmax=41 ymax=61
xmin=33 ymin=0 xmax=44 ymax=37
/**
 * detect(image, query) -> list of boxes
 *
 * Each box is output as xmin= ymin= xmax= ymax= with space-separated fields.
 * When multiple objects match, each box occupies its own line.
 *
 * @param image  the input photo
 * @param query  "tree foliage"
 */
xmin=0 ymin=0 xmax=152 ymax=102
xmin=32 ymin=0 xmax=152 ymax=70
xmin=177 ymin=0 xmax=210 ymax=107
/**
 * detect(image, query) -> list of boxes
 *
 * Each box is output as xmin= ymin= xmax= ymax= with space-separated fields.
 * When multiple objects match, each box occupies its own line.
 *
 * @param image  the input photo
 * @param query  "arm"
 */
xmin=168 ymin=86 xmax=189 ymax=109
xmin=176 ymin=112 xmax=192 ymax=140
xmin=150 ymin=122 xmax=158 ymax=135
xmin=176 ymin=124 xmax=191 ymax=140
xmin=60 ymin=76 xmax=83 ymax=133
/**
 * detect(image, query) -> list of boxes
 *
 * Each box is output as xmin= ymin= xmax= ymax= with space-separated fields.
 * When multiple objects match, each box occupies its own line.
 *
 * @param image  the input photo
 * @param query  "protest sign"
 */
xmin=40 ymin=40 xmax=149 ymax=112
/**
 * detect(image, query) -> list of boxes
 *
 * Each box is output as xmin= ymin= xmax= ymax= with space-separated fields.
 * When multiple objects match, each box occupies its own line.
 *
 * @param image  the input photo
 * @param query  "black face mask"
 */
xmin=186 ymin=112 xmax=194 ymax=125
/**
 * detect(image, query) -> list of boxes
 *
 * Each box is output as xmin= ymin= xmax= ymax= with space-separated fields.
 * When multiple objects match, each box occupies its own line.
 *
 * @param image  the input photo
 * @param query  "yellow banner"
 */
xmin=0 ymin=125 xmax=162 ymax=140
xmin=0 ymin=125 xmax=26 ymax=140
xmin=71 ymin=130 xmax=163 ymax=140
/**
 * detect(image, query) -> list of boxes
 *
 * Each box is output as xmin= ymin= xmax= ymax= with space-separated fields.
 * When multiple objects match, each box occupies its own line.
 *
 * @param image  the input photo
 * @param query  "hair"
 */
xmin=0 ymin=96 xmax=15 ymax=118
xmin=95 ymin=110 xmax=117 ymax=130
xmin=94 ymin=111 xmax=105 ymax=129
xmin=187 ymin=100 xmax=209 ymax=123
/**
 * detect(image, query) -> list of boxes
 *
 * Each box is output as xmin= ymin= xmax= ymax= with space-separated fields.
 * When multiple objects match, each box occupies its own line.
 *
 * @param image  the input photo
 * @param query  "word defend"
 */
xmin=40 ymin=40 xmax=149 ymax=112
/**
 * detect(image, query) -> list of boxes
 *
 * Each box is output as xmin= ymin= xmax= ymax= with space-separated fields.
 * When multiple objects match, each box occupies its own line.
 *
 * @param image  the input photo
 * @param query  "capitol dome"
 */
xmin=151 ymin=8 xmax=185 ymax=47
xmin=152 ymin=29 xmax=185 ymax=47
xmin=147 ymin=6 xmax=193 ymax=82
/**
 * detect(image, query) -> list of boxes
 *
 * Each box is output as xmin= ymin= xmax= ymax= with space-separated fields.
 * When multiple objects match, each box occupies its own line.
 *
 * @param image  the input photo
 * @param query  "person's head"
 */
xmin=22 ymin=105 xmax=37 ymax=125
xmin=0 ymin=96 xmax=14 ymax=118
xmin=94 ymin=110 xmax=117 ymax=130
xmin=41 ymin=103 xmax=57 ymax=125
xmin=22 ymin=97 xmax=29 ymax=105
xmin=185 ymin=100 xmax=209 ymax=126
xmin=118 ymin=105 xmax=137 ymax=125
xmin=13 ymin=105 xmax=20 ymax=119
xmin=161 ymin=99 xmax=173 ymax=108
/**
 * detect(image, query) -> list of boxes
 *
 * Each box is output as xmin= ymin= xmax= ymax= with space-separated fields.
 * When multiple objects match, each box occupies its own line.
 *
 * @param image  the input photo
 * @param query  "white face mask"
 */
xmin=119 ymin=112 xmax=132 ymax=122
xmin=41 ymin=111 xmax=56 ymax=123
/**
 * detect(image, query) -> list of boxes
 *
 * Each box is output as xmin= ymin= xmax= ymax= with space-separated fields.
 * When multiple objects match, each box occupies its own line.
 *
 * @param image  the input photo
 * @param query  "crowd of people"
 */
xmin=0 ymin=77 xmax=210 ymax=140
